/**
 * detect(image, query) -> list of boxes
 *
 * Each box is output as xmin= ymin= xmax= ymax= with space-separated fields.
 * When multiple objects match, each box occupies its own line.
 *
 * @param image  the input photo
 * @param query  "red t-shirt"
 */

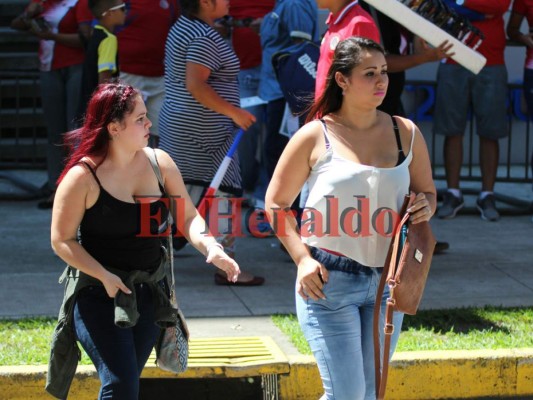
xmin=445 ymin=0 xmax=510 ymax=67
xmin=230 ymin=0 xmax=274 ymax=69
xmin=315 ymin=1 xmax=380 ymax=100
xmin=512 ymin=0 xmax=533 ymax=69
xmin=116 ymin=0 xmax=180 ymax=77
xmin=34 ymin=0 xmax=92 ymax=71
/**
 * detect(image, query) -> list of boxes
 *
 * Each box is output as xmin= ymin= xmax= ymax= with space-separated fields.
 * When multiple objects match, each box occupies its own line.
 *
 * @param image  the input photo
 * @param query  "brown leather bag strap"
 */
xmin=373 ymin=253 xmax=389 ymax=395
xmin=374 ymin=229 xmax=399 ymax=399
xmin=378 ymin=297 xmax=396 ymax=399
xmin=374 ymin=198 xmax=410 ymax=399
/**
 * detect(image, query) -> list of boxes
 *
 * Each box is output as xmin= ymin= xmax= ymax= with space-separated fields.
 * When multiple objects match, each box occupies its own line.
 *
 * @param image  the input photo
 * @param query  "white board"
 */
xmin=365 ymin=0 xmax=487 ymax=74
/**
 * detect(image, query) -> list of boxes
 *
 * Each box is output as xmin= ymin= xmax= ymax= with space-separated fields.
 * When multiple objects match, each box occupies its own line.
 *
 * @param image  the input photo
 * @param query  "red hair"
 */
xmin=57 ymin=82 xmax=139 ymax=184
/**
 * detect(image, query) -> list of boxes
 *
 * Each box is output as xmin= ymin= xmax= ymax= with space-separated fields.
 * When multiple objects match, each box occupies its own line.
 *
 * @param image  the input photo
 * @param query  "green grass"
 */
xmin=2 ymin=307 xmax=532 ymax=365
xmin=272 ymin=307 xmax=533 ymax=355
xmin=0 ymin=318 xmax=91 ymax=366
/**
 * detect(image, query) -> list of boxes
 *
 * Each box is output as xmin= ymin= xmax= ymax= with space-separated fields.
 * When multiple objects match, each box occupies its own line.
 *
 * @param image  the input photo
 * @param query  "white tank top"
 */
xmin=301 ymin=118 xmax=415 ymax=268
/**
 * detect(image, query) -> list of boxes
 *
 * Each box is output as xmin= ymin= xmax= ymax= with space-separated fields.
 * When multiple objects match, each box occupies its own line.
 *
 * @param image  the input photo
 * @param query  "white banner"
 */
xmin=365 ymin=0 xmax=487 ymax=74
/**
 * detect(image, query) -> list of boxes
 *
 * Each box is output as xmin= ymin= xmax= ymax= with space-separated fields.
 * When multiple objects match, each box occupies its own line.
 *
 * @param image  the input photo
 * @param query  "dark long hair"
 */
xmin=306 ymin=37 xmax=385 ymax=122
xmin=57 ymin=82 xmax=139 ymax=184
xmin=179 ymin=0 xmax=202 ymax=17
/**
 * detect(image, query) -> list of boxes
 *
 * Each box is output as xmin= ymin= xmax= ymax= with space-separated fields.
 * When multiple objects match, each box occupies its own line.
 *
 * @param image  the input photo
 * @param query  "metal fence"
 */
xmin=0 ymin=70 xmax=45 ymax=169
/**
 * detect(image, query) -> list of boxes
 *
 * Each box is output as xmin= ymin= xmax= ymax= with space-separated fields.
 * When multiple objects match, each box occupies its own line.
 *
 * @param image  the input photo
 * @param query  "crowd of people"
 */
xmin=11 ymin=0 xmax=526 ymax=221
xmin=10 ymin=0 xmax=533 ymax=399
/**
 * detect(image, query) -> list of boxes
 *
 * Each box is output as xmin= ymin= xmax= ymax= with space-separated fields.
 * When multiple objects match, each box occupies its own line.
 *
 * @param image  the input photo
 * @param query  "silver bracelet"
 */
xmin=206 ymin=242 xmax=224 ymax=254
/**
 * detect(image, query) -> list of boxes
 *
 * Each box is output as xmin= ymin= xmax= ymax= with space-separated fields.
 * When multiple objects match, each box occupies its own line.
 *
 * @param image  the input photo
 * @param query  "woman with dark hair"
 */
xmin=49 ymin=82 xmax=240 ymax=399
xmin=159 ymin=0 xmax=264 ymax=285
xmin=265 ymin=37 xmax=436 ymax=400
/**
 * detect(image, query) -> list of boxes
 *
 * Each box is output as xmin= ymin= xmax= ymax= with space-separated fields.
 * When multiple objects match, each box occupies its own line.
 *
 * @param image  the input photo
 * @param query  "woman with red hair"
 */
xmin=48 ymin=82 xmax=240 ymax=399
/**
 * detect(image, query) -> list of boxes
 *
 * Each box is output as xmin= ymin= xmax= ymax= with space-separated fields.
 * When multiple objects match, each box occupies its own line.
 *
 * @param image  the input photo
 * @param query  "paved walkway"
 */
xmin=1 ymin=170 xmax=532 ymax=357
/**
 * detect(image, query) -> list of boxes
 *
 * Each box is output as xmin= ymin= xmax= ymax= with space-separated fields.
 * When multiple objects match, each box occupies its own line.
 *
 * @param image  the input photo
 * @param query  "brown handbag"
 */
xmin=373 ymin=195 xmax=436 ymax=399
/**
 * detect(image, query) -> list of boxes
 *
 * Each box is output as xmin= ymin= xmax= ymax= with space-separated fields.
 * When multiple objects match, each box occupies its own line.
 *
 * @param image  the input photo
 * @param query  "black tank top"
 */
xmin=79 ymin=162 xmax=170 ymax=272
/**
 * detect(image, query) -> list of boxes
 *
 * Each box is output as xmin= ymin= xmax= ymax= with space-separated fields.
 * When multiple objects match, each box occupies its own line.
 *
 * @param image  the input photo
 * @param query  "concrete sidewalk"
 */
xmin=1 ymin=170 xmax=533 ymax=399
xmin=1 ymin=169 xmax=532 ymax=321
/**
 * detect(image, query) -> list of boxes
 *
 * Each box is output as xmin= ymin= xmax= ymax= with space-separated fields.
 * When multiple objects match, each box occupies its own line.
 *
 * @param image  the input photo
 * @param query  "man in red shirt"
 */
xmin=117 ymin=0 xmax=179 ymax=146
xmin=434 ymin=0 xmax=511 ymax=222
xmin=315 ymin=0 xmax=379 ymax=100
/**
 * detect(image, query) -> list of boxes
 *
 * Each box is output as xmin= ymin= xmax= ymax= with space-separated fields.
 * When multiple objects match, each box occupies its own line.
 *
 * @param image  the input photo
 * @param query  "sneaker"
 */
xmin=437 ymin=192 xmax=464 ymax=219
xmin=476 ymin=194 xmax=500 ymax=221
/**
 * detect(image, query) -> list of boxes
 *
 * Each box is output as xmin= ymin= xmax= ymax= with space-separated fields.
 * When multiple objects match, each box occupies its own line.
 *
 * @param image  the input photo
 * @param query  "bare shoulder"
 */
xmin=289 ymin=119 xmax=331 ymax=167
xmin=150 ymin=148 xmax=178 ymax=170
xmin=146 ymin=148 xmax=182 ymax=183
xmin=391 ymin=115 xmax=420 ymax=135
xmin=57 ymin=163 xmax=94 ymax=194
xmin=388 ymin=114 xmax=426 ymax=147
xmin=289 ymin=119 xmax=326 ymax=151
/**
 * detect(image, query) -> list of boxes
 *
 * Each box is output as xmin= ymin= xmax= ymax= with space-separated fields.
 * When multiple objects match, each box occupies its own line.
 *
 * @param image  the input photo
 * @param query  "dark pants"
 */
xmin=40 ymin=65 xmax=83 ymax=191
xmin=238 ymin=67 xmax=265 ymax=192
xmin=522 ymin=68 xmax=533 ymax=186
xmin=74 ymin=284 xmax=160 ymax=400
xmin=264 ymin=98 xmax=289 ymax=179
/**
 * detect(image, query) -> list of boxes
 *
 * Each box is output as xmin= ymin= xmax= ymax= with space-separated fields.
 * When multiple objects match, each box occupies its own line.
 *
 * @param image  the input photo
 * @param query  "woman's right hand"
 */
xmin=101 ymin=271 xmax=132 ymax=298
xmin=231 ymin=108 xmax=256 ymax=130
xmin=296 ymin=256 xmax=328 ymax=301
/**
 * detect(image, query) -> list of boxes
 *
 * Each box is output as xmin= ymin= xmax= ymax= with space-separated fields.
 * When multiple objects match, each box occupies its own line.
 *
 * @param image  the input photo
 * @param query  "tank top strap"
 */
xmin=79 ymin=161 xmax=102 ymax=187
xmin=319 ymin=118 xmax=331 ymax=150
xmin=391 ymin=115 xmax=406 ymax=163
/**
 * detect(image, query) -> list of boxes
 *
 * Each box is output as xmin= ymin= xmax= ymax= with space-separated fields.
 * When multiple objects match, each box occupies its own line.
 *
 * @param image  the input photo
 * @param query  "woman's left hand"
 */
xmin=206 ymin=246 xmax=240 ymax=283
xmin=406 ymin=191 xmax=433 ymax=224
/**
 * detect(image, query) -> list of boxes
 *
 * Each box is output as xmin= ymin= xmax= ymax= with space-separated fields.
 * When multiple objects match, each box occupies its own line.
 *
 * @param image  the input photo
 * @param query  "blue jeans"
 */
xmin=73 ymin=284 xmax=160 ymax=400
xmin=238 ymin=66 xmax=265 ymax=192
xmin=296 ymin=247 xmax=404 ymax=400
xmin=40 ymin=64 xmax=83 ymax=191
